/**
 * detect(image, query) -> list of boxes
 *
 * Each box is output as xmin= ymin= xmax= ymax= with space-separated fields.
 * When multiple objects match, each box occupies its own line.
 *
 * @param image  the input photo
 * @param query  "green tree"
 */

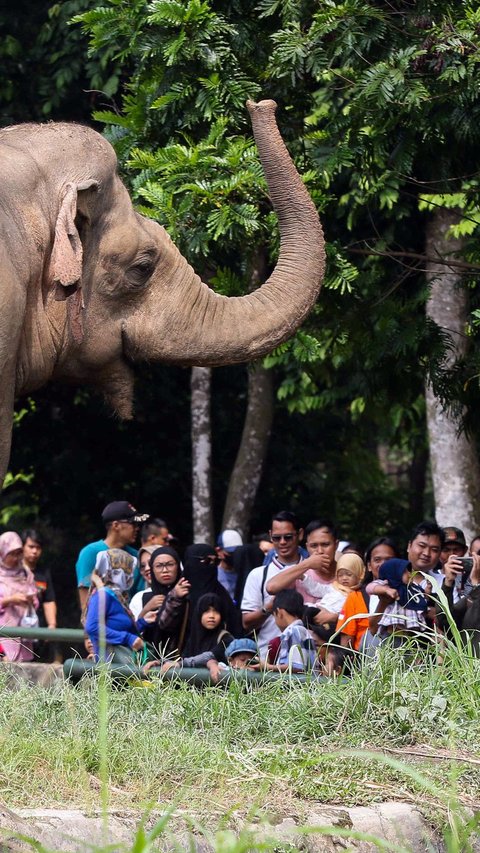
xmin=77 ymin=0 xmax=320 ymax=539
xmin=0 ymin=0 xmax=119 ymax=125
xmin=76 ymin=0 xmax=476 ymax=538
xmin=7 ymin=0 xmax=479 ymax=567
xmin=270 ymin=0 xmax=480 ymax=536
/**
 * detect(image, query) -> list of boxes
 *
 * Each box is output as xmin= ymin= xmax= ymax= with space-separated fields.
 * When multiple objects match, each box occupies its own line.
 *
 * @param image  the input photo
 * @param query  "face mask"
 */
xmin=109 ymin=568 xmax=134 ymax=592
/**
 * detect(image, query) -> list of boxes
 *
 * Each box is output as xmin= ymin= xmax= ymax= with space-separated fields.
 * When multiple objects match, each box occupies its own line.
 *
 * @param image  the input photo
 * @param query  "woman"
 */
xmin=141 ymin=546 xmax=191 ymax=657
xmin=364 ymin=537 xmax=399 ymax=586
xmin=233 ymin=543 xmax=264 ymax=605
xmin=0 ymin=531 xmax=39 ymax=661
xmin=129 ymin=545 xmax=156 ymax=620
xmin=182 ymin=544 xmax=243 ymax=637
xmin=84 ymin=548 xmax=144 ymax=663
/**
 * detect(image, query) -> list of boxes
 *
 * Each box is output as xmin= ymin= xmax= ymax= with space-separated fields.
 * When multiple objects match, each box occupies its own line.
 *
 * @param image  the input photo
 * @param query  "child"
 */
xmin=263 ymin=589 xmax=317 ymax=672
xmin=367 ymin=558 xmax=429 ymax=643
xmin=224 ymin=638 xmax=259 ymax=669
xmin=145 ymin=592 xmax=234 ymax=674
xmin=205 ymin=637 xmax=259 ymax=682
xmin=306 ymin=554 xmax=366 ymax=632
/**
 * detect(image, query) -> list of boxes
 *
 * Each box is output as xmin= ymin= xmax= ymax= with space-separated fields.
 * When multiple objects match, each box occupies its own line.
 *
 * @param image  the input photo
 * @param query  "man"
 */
xmin=441 ymin=527 xmax=468 ymax=565
xmin=406 ymin=520 xmax=445 ymax=583
xmin=216 ymin=528 xmax=243 ymax=599
xmin=469 ymin=535 xmax=480 ymax=557
xmin=435 ymin=526 xmax=468 ymax=598
xmin=436 ymin=551 xmax=480 ymax=654
xmin=22 ymin=529 xmax=56 ymax=630
xmin=241 ymin=511 xmax=324 ymax=657
xmin=75 ymin=501 xmax=148 ymax=609
xmin=266 ymin=519 xmax=338 ymax=602
xmin=369 ymin=520 xmax=445 ymax=626
xmin=140 ymin=518 xmax=170 ymax=548
xmin=23 ymin=529 xmax=59 ymax=663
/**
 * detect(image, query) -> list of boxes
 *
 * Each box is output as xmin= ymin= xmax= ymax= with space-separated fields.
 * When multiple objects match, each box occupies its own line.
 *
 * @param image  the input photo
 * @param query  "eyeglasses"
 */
xmin=271 ymin=533 xmax=296 ymax=543
xmin=154 ymin=560 xmax=177 ymax=571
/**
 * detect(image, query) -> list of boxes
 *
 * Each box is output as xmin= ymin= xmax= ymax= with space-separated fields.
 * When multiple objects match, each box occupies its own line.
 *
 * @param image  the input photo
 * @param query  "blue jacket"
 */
xmin=85 ymin=588 xmax=146 ymax=659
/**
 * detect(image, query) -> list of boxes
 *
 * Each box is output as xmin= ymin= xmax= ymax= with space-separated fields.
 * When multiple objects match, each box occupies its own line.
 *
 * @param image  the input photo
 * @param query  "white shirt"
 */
xmin=129 ymin=587 xmax=151 ymax=620
xmin=241 ymin=560 xmax=300 ymax=658
xmin=316 ymin=586 xmax=347 ymax=614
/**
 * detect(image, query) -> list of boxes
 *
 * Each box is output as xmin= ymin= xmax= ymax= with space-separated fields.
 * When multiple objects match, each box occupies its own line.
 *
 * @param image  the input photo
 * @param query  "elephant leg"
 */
xmin=0 ymin=256 xmax=26 ymax=488
xmin=0 ymin=385 xmax=15 ymax=490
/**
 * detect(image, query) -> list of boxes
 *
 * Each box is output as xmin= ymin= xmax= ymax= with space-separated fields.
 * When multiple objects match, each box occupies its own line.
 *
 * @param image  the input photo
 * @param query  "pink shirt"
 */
xmin=296 ymin=568 xmax=333 ymax=604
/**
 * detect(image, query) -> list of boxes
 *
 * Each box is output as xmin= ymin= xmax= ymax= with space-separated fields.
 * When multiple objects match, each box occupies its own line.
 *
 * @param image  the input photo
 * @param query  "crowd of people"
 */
xmin=0 ymin=499 xmax=479 ymax=677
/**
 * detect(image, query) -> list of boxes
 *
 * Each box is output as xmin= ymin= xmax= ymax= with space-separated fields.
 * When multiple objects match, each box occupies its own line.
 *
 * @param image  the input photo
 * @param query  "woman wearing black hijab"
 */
xmin=182 ymin=544 xmax=243 ymax=638
xmin=141 ymin=546 xmax=190 ymax=657
xmin=233 ymin=543 xmax=264 ymax=605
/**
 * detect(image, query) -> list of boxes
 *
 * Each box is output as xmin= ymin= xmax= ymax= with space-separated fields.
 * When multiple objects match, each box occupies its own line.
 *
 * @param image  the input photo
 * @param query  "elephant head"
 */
xmin=0 ymin=101 xmax=324 ymax=484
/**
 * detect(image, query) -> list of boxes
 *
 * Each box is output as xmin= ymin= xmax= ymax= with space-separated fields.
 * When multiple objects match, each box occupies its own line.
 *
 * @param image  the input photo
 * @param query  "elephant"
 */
xmin=0 ymin=100 xmax=325 ymax=487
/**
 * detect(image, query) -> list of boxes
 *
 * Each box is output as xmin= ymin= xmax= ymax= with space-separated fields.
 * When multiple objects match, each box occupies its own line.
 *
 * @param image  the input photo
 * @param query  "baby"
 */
xmin=367 ymin=558 xmax=429 ymax=641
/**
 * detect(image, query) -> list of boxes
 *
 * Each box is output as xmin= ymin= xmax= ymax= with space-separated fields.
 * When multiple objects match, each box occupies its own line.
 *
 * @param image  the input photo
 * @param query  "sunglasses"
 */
xmin=270 ymin=533 xmax=296 ymax=543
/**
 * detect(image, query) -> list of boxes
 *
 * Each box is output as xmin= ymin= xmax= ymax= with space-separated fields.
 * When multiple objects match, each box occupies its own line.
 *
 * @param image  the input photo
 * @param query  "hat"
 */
xmin=443 ymin=527 xmax=467 ymax=548
xmin=101 ymin=501 xmax=149 ymax=524
xmin=217 ymin=529 xmax=243 ymax=553
xmin=225 ymin=638 xmax=258 ymax=660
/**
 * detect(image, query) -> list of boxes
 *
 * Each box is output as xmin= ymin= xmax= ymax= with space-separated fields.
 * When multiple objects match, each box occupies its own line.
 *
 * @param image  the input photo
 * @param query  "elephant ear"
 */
xmin=48 ymin=180 xmax=98 ymax=344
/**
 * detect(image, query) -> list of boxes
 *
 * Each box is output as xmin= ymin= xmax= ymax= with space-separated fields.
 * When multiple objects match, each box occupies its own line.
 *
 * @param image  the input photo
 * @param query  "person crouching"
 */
xmin=260 ymin=589 xmax=316 ymax=673
xmin=84 ymin=549 xmax=145 ymax=663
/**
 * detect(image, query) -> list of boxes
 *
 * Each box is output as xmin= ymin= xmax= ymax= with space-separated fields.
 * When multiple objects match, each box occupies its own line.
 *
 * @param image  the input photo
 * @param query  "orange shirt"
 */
xmin=336 ymin=589 xmax=370 ymax=651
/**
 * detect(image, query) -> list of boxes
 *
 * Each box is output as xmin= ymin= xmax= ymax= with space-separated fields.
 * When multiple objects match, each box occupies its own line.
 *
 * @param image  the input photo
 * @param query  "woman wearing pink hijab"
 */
xmin=0 ymin=532 xmax=39 ymax=661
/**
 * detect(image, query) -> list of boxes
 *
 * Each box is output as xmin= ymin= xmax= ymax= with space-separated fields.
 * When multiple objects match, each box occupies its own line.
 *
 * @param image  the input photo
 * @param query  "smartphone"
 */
xmin=457 ymin=557 xmax=473 ymax=572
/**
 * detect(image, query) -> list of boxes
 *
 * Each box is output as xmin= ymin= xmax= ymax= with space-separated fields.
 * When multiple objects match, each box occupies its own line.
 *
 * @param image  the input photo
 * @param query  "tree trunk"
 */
xmin=222 ymin=362 xmax=274 ymax=539
xmin=191 ymin=366 xmax=214 ymax=543
xmin=425 ymin=208 xmax=480 ymax=542
xmin=408 ymin=441 xmax=429 ymax=521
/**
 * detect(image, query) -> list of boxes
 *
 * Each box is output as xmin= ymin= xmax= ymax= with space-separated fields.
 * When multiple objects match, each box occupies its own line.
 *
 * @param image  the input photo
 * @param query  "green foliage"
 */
xmin=0 ymin=0 xmax=120 ymax=125
xmin=4 ymin=0 xmax=480 ymax=553
xmin=128 ymin=122 xmax=268 ymax=265
xmin=1 ymin=400 xmax=37 ymax=527
xmin=79 ymin=0 xmax=266 ymax=142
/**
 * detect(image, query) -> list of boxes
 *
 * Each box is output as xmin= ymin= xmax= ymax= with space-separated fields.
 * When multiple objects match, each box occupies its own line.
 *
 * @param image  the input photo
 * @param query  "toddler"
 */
xmin=367 ymin=558 xmax=429 ymax=641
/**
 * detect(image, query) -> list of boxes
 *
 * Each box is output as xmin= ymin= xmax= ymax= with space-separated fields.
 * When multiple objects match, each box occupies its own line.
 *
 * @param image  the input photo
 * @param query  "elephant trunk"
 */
xmin=127 ymin=100 xmax=325 ymax=366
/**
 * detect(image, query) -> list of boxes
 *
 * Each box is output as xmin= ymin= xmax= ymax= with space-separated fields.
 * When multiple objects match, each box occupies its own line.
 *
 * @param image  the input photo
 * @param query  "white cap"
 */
xmin=217 ymin=529 xmax=243 ymax=552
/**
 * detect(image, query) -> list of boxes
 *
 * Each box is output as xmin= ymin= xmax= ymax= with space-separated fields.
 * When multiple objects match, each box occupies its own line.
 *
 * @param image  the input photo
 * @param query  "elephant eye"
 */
xmin=126 ymin=258 xmax=155 ymax=288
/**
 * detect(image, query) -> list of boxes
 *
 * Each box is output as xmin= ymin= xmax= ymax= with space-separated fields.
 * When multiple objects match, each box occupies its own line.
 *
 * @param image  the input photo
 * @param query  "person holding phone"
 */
xmin=140 ymin=547 xmax=191 ymax=659
xmin=436 ymin=551 xmax=480 ymax=654
xmin=0 ymin=532 xmax=39 ymax=661
xmin=438 ymin=527 xmax=469 ymax=600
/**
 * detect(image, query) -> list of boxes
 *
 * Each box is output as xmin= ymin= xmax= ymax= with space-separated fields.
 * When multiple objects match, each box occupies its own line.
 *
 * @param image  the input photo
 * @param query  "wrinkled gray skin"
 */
xmin=0 ymin=100 xmax=325 ymax=487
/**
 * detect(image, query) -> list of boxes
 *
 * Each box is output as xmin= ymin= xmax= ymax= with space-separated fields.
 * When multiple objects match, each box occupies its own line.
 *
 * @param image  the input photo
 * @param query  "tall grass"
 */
xmin=1 ymin=612 xmax=479 ymax=850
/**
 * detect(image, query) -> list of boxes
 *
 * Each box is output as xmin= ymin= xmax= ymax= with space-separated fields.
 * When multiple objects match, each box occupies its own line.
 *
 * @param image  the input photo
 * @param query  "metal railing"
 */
xmin=0 ymin=626 xmax=85 ymax=642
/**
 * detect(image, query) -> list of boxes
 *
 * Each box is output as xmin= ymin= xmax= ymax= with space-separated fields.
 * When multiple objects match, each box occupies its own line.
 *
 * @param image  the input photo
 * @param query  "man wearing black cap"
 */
xmin=75 ymin=501 xmax=148 ymax=610
xmin=441 ymin=527 xmax=468 ymax=564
